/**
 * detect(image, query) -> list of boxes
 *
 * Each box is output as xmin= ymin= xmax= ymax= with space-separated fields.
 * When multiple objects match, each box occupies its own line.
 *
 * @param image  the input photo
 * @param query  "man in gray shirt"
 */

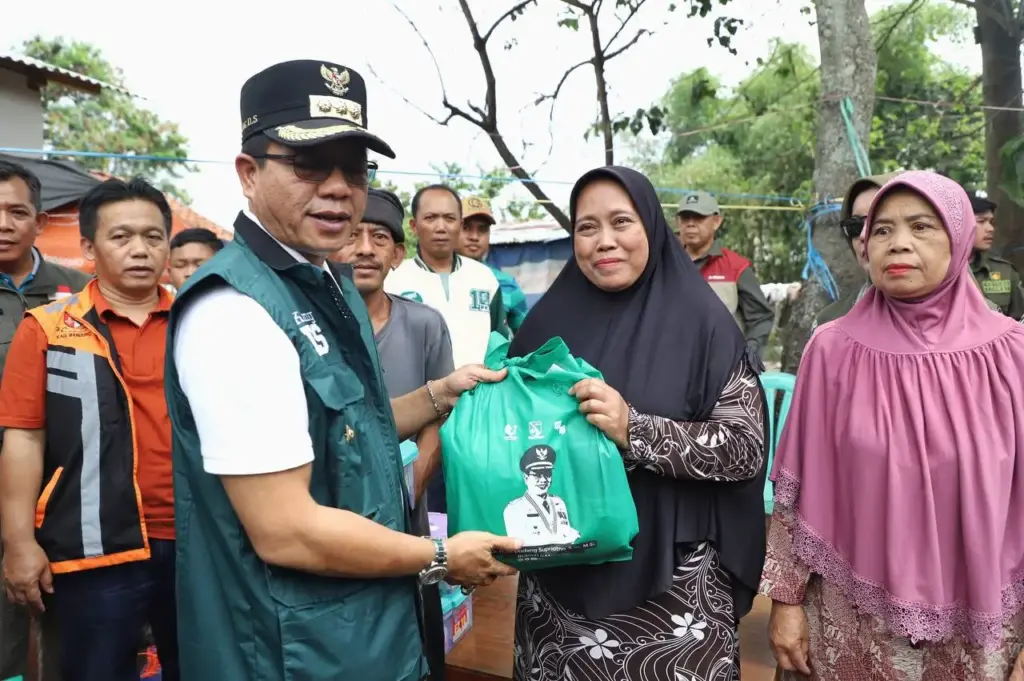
xmin=331 ymin=188 xmax=453 ymax=680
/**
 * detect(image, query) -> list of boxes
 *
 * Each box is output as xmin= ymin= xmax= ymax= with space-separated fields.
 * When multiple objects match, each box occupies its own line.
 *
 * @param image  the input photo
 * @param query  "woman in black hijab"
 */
xmin=508 ymin=166 xmax=767 ymax=681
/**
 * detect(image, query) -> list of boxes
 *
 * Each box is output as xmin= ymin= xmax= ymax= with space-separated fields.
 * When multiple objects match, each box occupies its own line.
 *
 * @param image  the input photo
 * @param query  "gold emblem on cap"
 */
xmin=320 ymin=64 xmax=351 ymax=97
xmin=309 ymin=96 xmax=363 ymax=126
xmin=275 ymin=123 xmax=360 ymax=143
xmin=993 ymin=272 xmax=1003 ymax=281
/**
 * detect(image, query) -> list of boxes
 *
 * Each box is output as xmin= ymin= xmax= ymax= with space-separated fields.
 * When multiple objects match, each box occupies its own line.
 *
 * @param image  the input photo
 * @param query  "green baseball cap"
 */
xmin=677 ymin=191 xmax=720 ymax=216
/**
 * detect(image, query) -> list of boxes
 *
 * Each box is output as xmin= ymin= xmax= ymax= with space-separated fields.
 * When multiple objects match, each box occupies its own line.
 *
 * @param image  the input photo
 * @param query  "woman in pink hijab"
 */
xmin=761 ymin=171 xmax=1024 ymax=680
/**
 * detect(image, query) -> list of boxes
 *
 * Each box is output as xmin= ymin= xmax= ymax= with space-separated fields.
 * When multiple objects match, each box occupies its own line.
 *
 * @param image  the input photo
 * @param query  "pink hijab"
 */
xmin=772 ymin=171 xmax=1024 ymax=647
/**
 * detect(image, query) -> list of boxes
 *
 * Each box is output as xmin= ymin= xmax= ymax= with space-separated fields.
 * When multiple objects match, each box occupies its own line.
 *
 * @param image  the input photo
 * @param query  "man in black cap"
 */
xmin=332 ymin=187 xmax=454 ymax=678
xmin=165 ymin=60 xmax=520 ymax=681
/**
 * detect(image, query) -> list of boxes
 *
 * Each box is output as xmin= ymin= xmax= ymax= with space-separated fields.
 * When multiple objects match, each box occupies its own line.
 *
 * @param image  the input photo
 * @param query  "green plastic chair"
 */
xmin=758 ymin=372 xmax=796 ymax=515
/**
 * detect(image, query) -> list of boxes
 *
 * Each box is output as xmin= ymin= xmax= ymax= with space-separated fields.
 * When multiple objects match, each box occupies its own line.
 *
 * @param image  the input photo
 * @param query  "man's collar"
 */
xmin=237 ymin=210 xmax=310 ymax=270
xmin=235 ymin=211 xmax=350 ymax=285
xmin=92 ymin=279 xmax=173 ymax=318
xmin=0 ymin=248 xmax=41 ymax=291
xmin=413 ymin=247 xmax=461 ymax=273
xmin=692 ymin=241 xmax=723 ymax=263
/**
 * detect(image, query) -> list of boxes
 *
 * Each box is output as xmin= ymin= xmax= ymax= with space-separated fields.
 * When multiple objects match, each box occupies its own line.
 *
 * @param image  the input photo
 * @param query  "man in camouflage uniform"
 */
xmin=968 ymin=192 xmax=1024 ymax=321
xmin=457 ymin=196 xmax=528 ymax=333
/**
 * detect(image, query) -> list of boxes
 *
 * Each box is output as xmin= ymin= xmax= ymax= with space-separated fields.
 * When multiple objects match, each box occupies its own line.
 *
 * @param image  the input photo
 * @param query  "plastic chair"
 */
xmin=758 ymin=372 xmax=796 ymax=515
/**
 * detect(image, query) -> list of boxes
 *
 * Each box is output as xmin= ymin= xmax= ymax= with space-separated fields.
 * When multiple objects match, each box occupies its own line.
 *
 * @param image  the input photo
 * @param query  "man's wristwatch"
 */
xmin=418 ymin=537 xmax=448 ymax=585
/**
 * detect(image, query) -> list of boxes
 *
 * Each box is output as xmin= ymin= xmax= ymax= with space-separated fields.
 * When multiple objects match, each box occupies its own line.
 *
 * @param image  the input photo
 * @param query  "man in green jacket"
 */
xmin=968 ymin=192 xmax=1024 ymax=320
xmin=166 ymin=60 xmax=519 ymax=681
xmin=0 ymin=159 xmax=89 ymax=681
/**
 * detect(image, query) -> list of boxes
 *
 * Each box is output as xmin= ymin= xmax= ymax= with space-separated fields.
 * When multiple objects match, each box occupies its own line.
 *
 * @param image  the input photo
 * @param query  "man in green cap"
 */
xmin=676 ymin=191 xmax=774 ymax=358
xmin=968 ymin=192 xmax=1024 ymax=320
xmin=166 ymin=59 xmax=520 ymax=681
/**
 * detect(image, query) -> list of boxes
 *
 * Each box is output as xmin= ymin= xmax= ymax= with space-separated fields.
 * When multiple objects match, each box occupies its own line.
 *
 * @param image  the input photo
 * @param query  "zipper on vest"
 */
xmin=319 ymin=273 xmax=406 ymax=517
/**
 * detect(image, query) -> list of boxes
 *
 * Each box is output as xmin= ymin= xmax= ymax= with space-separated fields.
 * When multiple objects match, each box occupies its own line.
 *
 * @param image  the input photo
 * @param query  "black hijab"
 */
xmin=508 ymin=166 xmax=767 ymax=620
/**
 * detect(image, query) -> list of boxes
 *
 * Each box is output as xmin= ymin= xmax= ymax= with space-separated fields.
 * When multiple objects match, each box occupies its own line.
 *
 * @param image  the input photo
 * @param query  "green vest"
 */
xmin=165 ymin=215 xmax=426 ymax=681
xmin=972 ymin=251 xmax=1022 ymax=318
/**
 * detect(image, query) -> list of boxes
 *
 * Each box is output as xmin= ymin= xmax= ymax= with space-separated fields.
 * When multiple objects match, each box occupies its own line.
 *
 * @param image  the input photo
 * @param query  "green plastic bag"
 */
xmin=440 ymin=333 xmax=639 ymax=570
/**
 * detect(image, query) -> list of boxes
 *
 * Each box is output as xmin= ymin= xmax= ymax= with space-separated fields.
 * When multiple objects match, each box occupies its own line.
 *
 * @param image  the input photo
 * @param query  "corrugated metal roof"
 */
xmin=490 ymin=220 xmax=569 ymax=245
xmin=0 ymin=53 xmax=131 ymax=95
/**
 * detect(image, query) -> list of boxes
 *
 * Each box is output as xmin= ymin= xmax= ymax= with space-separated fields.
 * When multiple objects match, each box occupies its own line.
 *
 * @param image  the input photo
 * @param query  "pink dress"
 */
xmin=760 ymin=505 xmax=1024 ymax=681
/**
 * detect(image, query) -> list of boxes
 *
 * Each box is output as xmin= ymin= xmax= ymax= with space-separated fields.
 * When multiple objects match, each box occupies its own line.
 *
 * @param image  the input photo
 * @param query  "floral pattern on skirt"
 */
xmin=514 ymin=541 xmax=739 ymax=681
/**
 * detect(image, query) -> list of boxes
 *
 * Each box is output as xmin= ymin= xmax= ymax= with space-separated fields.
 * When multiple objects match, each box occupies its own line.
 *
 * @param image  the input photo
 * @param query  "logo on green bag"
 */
xmin=400 ymin=291 xmax=423 ymax=303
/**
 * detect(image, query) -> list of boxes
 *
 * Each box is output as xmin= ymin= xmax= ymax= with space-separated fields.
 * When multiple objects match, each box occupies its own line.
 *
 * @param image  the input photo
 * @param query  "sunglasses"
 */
xmin=255 ymin=153 xmax=378 ymax=186
xmin=840 ymin=216 xmax=865 ymax=240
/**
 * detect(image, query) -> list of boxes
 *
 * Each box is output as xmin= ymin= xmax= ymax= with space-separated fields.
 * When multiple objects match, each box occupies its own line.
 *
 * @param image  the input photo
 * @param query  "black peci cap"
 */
xmin=239 ymin=60 xmax=395 ymax=158
xmin=362 ymin=188 xmax=406 ymax=243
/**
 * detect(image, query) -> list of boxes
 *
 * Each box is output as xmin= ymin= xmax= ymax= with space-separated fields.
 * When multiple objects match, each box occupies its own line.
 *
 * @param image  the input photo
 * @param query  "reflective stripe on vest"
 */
xmin=46 ymin=348 xmax=105 ymax=557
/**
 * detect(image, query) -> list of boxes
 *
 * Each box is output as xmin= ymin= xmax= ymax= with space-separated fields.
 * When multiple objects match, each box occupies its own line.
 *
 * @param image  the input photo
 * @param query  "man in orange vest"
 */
xmin=676 ymin=191 xmax=774 ymax=358
xmin=0 ymin=177 xmax=179 ymax=681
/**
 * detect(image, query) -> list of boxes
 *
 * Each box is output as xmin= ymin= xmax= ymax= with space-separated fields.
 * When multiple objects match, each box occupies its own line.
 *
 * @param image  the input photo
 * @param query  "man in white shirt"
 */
xmin=385 ymin=184 xmax=508 ymax=367
xmin=164 ymin=60 xmax=519 ymax=681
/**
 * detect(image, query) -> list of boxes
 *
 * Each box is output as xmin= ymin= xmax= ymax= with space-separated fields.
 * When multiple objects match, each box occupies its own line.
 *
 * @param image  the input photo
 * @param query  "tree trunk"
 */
xmin=975 ymin=0 xmax=1024 ymax=269
xmin=780 ymin=0 xmax=877 ymax=374
xmin=586 ymin=11 xmax=615 ymax=166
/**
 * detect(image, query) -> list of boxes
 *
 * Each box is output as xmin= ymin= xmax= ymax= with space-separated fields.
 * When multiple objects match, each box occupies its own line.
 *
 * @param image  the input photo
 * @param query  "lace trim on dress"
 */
xmin=774 ymin=466 xmax=1024 ymax=649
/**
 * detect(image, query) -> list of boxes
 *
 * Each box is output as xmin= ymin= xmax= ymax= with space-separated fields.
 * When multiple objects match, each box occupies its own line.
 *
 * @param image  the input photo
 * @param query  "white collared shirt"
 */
xmin=173 ymin=213 xmax=321 ymax=475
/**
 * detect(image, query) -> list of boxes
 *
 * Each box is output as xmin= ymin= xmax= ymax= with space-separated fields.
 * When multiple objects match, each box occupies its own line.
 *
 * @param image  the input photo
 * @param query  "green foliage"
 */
xmin=20 ymin=36 xmax=198 ymax=203
xmin=633 ymin=0 xmax=985 ymax=283
xmin=371 ymin=162 xmax=546 ymax=252
xmin=869 ymin=2 xmax=985 ymax=185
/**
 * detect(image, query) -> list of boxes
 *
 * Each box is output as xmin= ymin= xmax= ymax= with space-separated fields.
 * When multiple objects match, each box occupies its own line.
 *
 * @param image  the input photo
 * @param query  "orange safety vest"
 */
xmin=28 ymin=281 xmax=150 ymax=574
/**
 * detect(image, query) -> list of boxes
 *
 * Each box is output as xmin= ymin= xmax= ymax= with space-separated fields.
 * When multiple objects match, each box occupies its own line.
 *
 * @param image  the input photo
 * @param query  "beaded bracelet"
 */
xmin=425 ymin=380 xmax=447 ymax=419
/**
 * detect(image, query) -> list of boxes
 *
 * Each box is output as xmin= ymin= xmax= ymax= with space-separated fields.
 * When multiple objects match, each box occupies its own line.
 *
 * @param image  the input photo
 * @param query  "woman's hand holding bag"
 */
xmin=570 ymin=378 xmax=629 ymax=449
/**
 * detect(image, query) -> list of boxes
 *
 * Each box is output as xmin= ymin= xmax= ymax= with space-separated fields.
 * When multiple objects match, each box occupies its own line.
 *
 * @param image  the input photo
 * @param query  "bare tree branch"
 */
xmin=601 ymin=0 xmax=649 ymax=50
xmin=388 ymin=2 xmax=451 ymax=106
xmin=534 ymin=58 xmax=593 ymax=108
xmin=605 ymin=29 xmax=651 ymax=60
xmin=366 ymin=64 xmax=456 ymax=126
xmin=560 ymin=0 xmax=594 ymax=11
xmin=482 ymin=0 xmax=539 ymax=43
xmin=397 ymin=0 xmax=569 ymax=229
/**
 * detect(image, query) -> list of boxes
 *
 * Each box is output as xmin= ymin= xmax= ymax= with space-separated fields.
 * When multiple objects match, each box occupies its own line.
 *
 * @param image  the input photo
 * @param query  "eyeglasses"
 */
xmin=255 ymin=153 xmax=378 ymax=186
xmin=840 ymin=216 xmax=865 ymax=240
